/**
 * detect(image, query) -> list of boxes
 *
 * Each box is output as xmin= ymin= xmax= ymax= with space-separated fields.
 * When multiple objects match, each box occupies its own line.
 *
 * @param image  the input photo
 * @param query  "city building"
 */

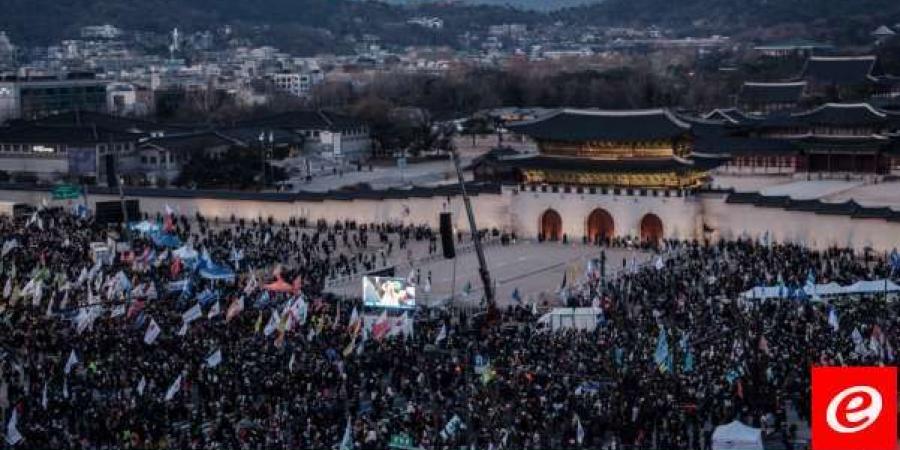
xmin=237 ymin=110 xmax=371 ymax=161
xmin=0 ymin=74 xmax=109 ymax=123
xmin=736 ymin=82 xmax=806 ymax=115
xmin=80 ymin=25 xmax=123 ymax=40
xmin=697 ymin=103 xmax=900 ymax=176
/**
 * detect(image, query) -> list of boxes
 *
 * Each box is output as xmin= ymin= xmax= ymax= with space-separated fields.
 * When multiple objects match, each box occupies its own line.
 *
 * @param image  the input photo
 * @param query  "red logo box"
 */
xmin=812 ymin=366 xmax=897 ymax=450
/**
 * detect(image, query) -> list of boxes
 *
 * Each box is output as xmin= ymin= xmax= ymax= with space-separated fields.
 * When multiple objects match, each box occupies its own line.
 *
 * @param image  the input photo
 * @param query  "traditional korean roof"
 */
xmin=738 ymin=82 xmax=806 ymax=105
xmin=506 ymin=108 xmax=691 ymax=142
xmin=791 ymin=103 xmax=887 ymax=127
xmin=722 ymin=190 xmax=900 ymax=222
xmin=0 ymin=124 xmax=141 ymax=144
xmin=140 ymin=131 xmax=245 ymax=153
xmin=800 ymin=56 xmax=878 ymax=85
xmin=26 ymin=111 xmax=185 ymax=134
xmin=702 ymin=108 xmax=764 ymax=125
xmin=793 ymin=134 xmax=888 ymax=152
xmin=693 ymin=135 xmax=798 ymax=156
xmin=235 ymin=110 xmax=366 ymax=132
xmin=489 ymin=155 xmax=716 ymax=173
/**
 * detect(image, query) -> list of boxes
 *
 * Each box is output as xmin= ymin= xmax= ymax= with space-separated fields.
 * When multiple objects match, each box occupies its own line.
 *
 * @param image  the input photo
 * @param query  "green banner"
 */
xmin=52 ymin=185 xmax=81 ymax=200
xmin=388 ymin=433 xmax=415 ymax=449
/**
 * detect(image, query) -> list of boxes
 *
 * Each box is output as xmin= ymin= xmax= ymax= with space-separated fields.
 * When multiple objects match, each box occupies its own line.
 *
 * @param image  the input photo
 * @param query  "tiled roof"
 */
xmin=507 ymin=108 xmax=691 ymax=142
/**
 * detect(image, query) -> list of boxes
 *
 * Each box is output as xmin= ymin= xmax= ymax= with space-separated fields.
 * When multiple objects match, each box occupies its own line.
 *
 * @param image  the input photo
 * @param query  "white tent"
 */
xmin=806 ymin=282 xmax=843 ymax=297
xmin=842 ymin=279 xmax=900 ymax=295
xmin=742 ymin=279 xmax=900 ymax=300
xmin=173 ymin=245 xmax=198 ymax=261
xmin=712 ymin=421 xmax=763 ymax=450
xmin=537 ymin=308 xmax=600 ymax=332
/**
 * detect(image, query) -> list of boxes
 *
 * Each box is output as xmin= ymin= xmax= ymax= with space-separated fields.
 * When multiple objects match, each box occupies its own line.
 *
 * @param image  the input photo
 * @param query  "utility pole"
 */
xmin=117 ymin=176 xmax=129 ymax=240
xmin=259 ymin=132 xmax=266 ymax=191
xmin=450 ymin=148 xmax=495 ymax=310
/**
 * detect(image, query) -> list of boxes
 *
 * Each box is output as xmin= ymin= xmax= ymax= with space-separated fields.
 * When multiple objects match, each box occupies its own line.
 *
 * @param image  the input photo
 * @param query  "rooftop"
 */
xmin=507 ymin=108 xmax=690 ymax=142
xmin=800 ymin=55 xmax=879 ymax=85
xmin=738 ymin=82 xmax=806 ymax=105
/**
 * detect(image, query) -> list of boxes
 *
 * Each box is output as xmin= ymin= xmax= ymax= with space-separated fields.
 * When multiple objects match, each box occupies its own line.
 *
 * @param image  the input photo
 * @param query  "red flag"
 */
xmin=127 ymin=299 xmax=145 ymax=320
xmin=171 ymin=258 xmax=182 ymax=278
xmin=226 ymin=296 xmax=244 ymax=323
xmin=163 ymin=206 xmax=175 ymax=232
xmin=372 ymin=311 xmax=391 ymax=341
xmin=736 ymin=379 xmax=744 ymax=399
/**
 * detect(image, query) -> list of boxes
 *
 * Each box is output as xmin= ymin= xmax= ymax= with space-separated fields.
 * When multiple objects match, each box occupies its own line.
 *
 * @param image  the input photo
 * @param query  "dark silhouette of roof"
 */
xmin=738 ymin=82 xmax=806 ymax=105
xmin=489 ymin=155 xmax=718 ymax=173
xmin=792 ymin=103 xmax=887 ymax=127
xmin=140 ymin=132 xmax=244 ymax=153
xmin=723 ymin=192 xmax=900 ymax=222
xmin=507 ymin=108 xmax=691 ymax=142
xmin=0 ymin=124 xmax=140 ymax=144
xmin=236 ymin=110 xmax=365 ymax=132
xmin=0 ymin=181 xmax=503 ymax=203
xmin=693 ymin=135 xmax=798 ymax=156
xmin=25 ymin=111 xmax=185 ymax=134
xmin=800 ymin=56 xmax=879 ymax=85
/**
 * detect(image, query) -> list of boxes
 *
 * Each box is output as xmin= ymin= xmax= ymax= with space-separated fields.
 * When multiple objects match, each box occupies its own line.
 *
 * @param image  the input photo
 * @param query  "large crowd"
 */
xmin=0 ymin=207 xmax=896 ymax=450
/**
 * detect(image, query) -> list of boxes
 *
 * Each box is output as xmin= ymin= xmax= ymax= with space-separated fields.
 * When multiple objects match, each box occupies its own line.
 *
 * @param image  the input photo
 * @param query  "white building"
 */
xmin=80 ymin=25 xmax=123 ymax=40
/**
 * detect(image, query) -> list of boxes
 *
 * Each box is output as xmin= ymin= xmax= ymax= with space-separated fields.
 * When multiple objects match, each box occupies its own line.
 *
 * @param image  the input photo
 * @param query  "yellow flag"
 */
xmin=254 ymin=311 xmax=263 ymax=334
xmin=342 ymin=334 xmax=358 ymax=358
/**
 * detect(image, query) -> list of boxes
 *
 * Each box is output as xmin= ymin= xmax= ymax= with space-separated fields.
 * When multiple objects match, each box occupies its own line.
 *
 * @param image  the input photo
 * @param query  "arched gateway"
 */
xmin=586 ymin=208 xmax=615 ymax=243
xmin=540 ymin=209 xmax=563 ymax=241
xmin=640 ymin=213 xmax=664 ymax=244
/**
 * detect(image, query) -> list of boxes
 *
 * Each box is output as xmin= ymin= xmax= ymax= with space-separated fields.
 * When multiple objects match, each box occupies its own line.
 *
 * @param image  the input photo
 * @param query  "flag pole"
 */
xmin=450 ymin=251 xmax=457 ymax=308
xmin=450 ymin=147 xmax=495 ymax=311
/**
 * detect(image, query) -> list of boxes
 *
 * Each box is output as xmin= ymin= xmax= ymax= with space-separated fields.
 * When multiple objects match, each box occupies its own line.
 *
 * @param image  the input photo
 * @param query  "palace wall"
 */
xmin=0 ymin=187 xmax=895 ymax=251
xmin=700 ymin=192 xmax=898 ymax=251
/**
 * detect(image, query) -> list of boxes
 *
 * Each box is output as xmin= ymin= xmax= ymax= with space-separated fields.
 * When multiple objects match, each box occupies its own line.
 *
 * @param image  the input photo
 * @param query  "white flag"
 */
xmin=137 ymin=376 xmax=146 ymax=396
xmin=339 ymin=416 xmax=353 ymax=450
xmin=64 ymin=350 xmax=78 ymax=374
xmin=207 ymin=301 xmax=221 ymax=319
xmin=2 ymin=279 xmax=10 ymax=299
xmin=435 ymin=324 xmax=447 ymax=344
xmin=289 ymin=353 xmax=296 ymax=373
xmin=164 ymin=374 xmax=182 ymax=401
xmin=110 ymin=304 xmax=126 ymax=318
xmin=654 ymin=256 xmax=664 ymax=271
xmin=41 ymin=383 xmax=48 ymax=410
xmin=144 ymin=319 xmax=161 ymax=345
xmin=177 ymin=322 xmax=188 ymax=336
xmin=263 ymin=309 xmax=279 ymax=337
xmin=206 ymin=349 xmax=222 ymax=368
xmin=575 ymin=414 xmax=585 ymax=445
xmin=5 ymin=409 xmax=22 ymax=446
xmin=182 ymin=303 xmax=202 ymax=324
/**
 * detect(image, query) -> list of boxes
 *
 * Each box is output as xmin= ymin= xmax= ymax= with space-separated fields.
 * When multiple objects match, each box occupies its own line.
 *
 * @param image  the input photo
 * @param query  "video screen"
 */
xmin=362 ymin=276 xmax=416 ymax=309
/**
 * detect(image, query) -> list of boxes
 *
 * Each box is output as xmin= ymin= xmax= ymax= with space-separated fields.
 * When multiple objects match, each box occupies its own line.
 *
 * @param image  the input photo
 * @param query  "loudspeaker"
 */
xmin=95 ymin=200 xmax=141 ymax=225
xmin=105 ymin=155 xmax=118 ymax=187
xmin=439 ymin=212 xmax=455 ymax=259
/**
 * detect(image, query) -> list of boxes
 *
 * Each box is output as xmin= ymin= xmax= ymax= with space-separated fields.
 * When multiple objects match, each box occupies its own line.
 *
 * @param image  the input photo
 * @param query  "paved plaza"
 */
xmin=326 ymin=240 xmax=653 ymax=308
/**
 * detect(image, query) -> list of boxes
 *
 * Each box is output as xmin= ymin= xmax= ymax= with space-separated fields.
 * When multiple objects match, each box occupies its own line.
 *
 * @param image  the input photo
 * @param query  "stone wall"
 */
xmin=0 ymin=186 xmax=895 ymax=251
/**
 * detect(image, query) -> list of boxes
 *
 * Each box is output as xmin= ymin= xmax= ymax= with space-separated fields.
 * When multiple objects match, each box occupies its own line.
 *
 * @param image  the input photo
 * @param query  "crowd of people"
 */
xmin=0 ymin=207 xmax=895 ymax=450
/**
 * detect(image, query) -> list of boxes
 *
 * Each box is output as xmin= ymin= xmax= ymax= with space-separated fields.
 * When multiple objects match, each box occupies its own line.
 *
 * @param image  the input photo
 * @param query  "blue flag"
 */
xmin=654 ymin=328 xmax=671 ymax=373
xmin=613 ymin=347 xmax=624 ymax=367
xmin=254 ymin=290 xmax=271 ymax=309
xmin=511 ymin=288 xmax=521 ymax=304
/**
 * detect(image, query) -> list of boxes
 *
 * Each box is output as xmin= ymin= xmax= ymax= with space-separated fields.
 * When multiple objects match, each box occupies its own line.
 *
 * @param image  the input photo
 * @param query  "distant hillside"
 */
xmin=377 ymin=0 xmax=601 ymax=12
xmin=0 ymin=0 xmax=541 ymax=52
xmin=558 ymin=0 xmax=900 ymax=44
